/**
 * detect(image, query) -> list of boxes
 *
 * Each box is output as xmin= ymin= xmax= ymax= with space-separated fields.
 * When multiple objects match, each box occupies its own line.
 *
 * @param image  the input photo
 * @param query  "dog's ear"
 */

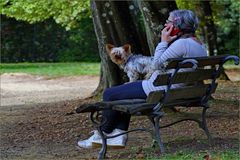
xmin=123 ymin=44 xmax=131 ymax=54
xmin=106 ymin=44 xmax=115 ymax=54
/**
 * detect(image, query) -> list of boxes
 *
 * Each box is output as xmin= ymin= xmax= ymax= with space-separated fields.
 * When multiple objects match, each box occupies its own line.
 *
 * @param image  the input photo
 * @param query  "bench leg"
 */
xmin=97 ymin=127 xmax=107 ymax=160
xmin=201 ymin=106 xmax=212 ymax=142
xmin=148 ymin=116 xmax=158 ymax=148
xmin=90 ymin=111 xmax=107 ymax=160
xmin=154 ymin=116 xmax=165 ymax=153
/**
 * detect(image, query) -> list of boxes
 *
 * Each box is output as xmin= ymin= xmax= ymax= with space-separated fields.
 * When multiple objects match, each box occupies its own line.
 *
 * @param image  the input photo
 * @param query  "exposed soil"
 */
xmin=1 ymin=73 xmax=99 ymax=106
xmin=0 ymin=73 xmax=239 ymax=160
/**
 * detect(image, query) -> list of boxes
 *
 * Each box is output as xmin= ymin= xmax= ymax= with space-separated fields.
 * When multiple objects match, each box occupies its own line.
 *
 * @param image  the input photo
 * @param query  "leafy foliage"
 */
xmin=1 ymin=0 xmax=99 ymax=63
xmin=1 ymin=0 xmax=91 ymax=30
xmin=1 ymin=15 xmax=99 ymax=62
xmin=213 ymin=0 xmax=239 ymax=54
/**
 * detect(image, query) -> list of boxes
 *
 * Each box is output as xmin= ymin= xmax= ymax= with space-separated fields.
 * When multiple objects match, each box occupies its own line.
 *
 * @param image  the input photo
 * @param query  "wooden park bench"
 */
xmin=76 ymin=55 xmax=239 ymax=160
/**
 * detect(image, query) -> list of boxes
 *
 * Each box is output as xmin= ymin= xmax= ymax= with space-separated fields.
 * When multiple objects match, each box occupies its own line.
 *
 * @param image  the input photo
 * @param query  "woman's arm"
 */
xmin=154 ymin=39 xmax=186 ymax=69
xmin=154 ymin=25 xmax=183 ymax=68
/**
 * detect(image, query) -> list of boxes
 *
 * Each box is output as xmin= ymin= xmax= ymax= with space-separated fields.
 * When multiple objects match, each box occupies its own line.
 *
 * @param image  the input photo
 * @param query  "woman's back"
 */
xmin=154 ymin=38 xmax=207 ymax=67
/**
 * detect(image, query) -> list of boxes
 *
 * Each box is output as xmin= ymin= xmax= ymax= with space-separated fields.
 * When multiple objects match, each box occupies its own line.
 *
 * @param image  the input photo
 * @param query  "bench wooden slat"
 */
xmin=113 ymin=98 xmax=204 ymax=114
xmin=113 ymin=103 xmax=157 ymax=114
xmin=166 ymin=55 xmax=227 ymax=69
xmin=112 ymin=98 xmax=203 ymax=114
xmin=147 ymin=84 xmax=217 ymax=103
xmin=98 ymin=99 xmax=146 ymax=109
xmin=166 ymin=84 xmax=217 ymax=102
xmin=153 ymin=68 xmax=216 ymax=86
xmin=76 ymin=99 xmax=146 ymax=113
xmin=163 ymin=98 xmax=203 ymax=107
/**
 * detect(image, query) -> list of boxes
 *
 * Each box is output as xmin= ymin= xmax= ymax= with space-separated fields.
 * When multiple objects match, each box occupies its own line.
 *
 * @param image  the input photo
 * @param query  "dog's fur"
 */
xmin=106 ymin=44 xmax=156 ymax=82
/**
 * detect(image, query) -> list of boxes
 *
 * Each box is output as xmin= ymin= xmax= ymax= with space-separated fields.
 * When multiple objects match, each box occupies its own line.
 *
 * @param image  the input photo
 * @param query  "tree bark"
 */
xmin=199 ymin=1 xmax=219 ymax=56
xmin=90 ymin=0 xmax=149 ymax=95
xmin=137 ymin=1 xmax=177 ymax=54
xmin=197 ymin=1 xmax=229 ymax=80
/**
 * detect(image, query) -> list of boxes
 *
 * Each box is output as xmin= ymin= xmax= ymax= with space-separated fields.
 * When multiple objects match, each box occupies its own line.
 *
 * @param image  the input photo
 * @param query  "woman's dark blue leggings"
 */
xmin=101 ymin=81 xmax=147 ymax=133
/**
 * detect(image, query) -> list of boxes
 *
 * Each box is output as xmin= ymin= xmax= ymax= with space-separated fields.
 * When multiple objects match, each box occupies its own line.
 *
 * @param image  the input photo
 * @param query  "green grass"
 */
xmin=223 ymin=60 xmax=240 ymax=69
xmin=158 ymin=151 xmax=239 ymax=160
xmin=142 ymin=149 xmax=239 ymax=160
xmin=0 ymin=62 xmax=238 ymax=78
xmin=0 ymin=62 xmax=100 ymax=77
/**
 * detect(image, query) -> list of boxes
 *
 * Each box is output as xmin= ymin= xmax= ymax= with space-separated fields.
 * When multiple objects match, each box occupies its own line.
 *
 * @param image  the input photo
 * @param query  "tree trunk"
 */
xmin=90 ymin=0 xmax=149 ymax=95
xmin=199 ymin=1 xmax=219 ymax=56
xmin=137 ymin=1 xmax=177 ymax=54
xmin=197 ymin=1 xmax=229 ymax=80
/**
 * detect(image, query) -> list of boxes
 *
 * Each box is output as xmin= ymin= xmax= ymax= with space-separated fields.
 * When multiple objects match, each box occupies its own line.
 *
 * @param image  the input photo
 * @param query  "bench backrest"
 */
xmin=146 ymin=55 xmax=239 ymax=108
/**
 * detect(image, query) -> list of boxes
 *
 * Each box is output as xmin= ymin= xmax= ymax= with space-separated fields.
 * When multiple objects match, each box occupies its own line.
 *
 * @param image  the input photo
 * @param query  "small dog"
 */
xmin=106 ymin=44 xmax=157 ymax=82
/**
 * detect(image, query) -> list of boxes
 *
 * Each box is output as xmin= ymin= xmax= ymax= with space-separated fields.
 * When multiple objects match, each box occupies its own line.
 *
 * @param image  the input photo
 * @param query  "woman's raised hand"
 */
xmin=161 ymin=25 xmax=178 ymax=43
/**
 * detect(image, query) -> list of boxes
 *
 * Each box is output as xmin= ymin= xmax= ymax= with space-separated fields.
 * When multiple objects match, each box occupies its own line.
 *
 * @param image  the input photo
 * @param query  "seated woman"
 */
xmin=78 ymin=9 xmax=207 ymax=149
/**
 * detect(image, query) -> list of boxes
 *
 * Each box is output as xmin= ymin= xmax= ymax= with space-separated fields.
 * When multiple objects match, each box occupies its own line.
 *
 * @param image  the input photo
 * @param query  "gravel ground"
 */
xmin=0 ymin=73 xmax=99 ymax=107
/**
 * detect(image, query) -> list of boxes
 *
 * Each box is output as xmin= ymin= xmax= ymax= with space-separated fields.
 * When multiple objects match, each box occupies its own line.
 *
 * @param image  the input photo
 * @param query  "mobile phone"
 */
xmin=170 ymin=27 xmax=181 ymax=36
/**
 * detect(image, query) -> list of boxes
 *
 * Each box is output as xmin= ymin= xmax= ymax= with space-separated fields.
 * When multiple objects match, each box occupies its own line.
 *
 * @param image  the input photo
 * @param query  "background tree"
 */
xmin=137 ymin=1 xmax=177 ymax=54
xmin=199 ymin=1 xmax=218 ymax=56
xmin=1 ymin=0 xmax=99 ymax=62
xmin=90 ymin=0 xmax=150 ymax=92
xmin=90 ymin=0 xmax=178 ymax=93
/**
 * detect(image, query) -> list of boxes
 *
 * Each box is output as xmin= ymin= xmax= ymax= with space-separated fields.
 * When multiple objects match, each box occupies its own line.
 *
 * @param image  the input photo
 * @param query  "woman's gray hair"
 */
xmin=170 ymin=10 xmax=199 ymax=33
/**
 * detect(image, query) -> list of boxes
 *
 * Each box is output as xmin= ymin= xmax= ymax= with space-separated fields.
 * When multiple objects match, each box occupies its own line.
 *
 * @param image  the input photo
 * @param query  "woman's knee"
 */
xmin=103 ymin=88 xmax=114 ymax=101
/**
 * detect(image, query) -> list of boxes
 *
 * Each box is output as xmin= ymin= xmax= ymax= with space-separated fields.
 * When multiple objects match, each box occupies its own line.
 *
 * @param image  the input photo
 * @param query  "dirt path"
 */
xmin=0 ymin=73 xmax=100 ymax=159
xmin=1 ymin=69 xmax=239 ymax=106
xmin=1 ymin=73 xmax=99 ymax=107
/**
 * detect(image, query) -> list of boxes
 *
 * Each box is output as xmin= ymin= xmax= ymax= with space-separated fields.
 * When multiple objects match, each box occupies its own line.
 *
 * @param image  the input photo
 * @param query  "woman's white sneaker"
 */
xmin=92 ymin=129 xmax=128 ymax=148
xmin=77 ymin=130 xmax=101 ymax=149
xmin=107 ymin=129 xmax=128 ymax=148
